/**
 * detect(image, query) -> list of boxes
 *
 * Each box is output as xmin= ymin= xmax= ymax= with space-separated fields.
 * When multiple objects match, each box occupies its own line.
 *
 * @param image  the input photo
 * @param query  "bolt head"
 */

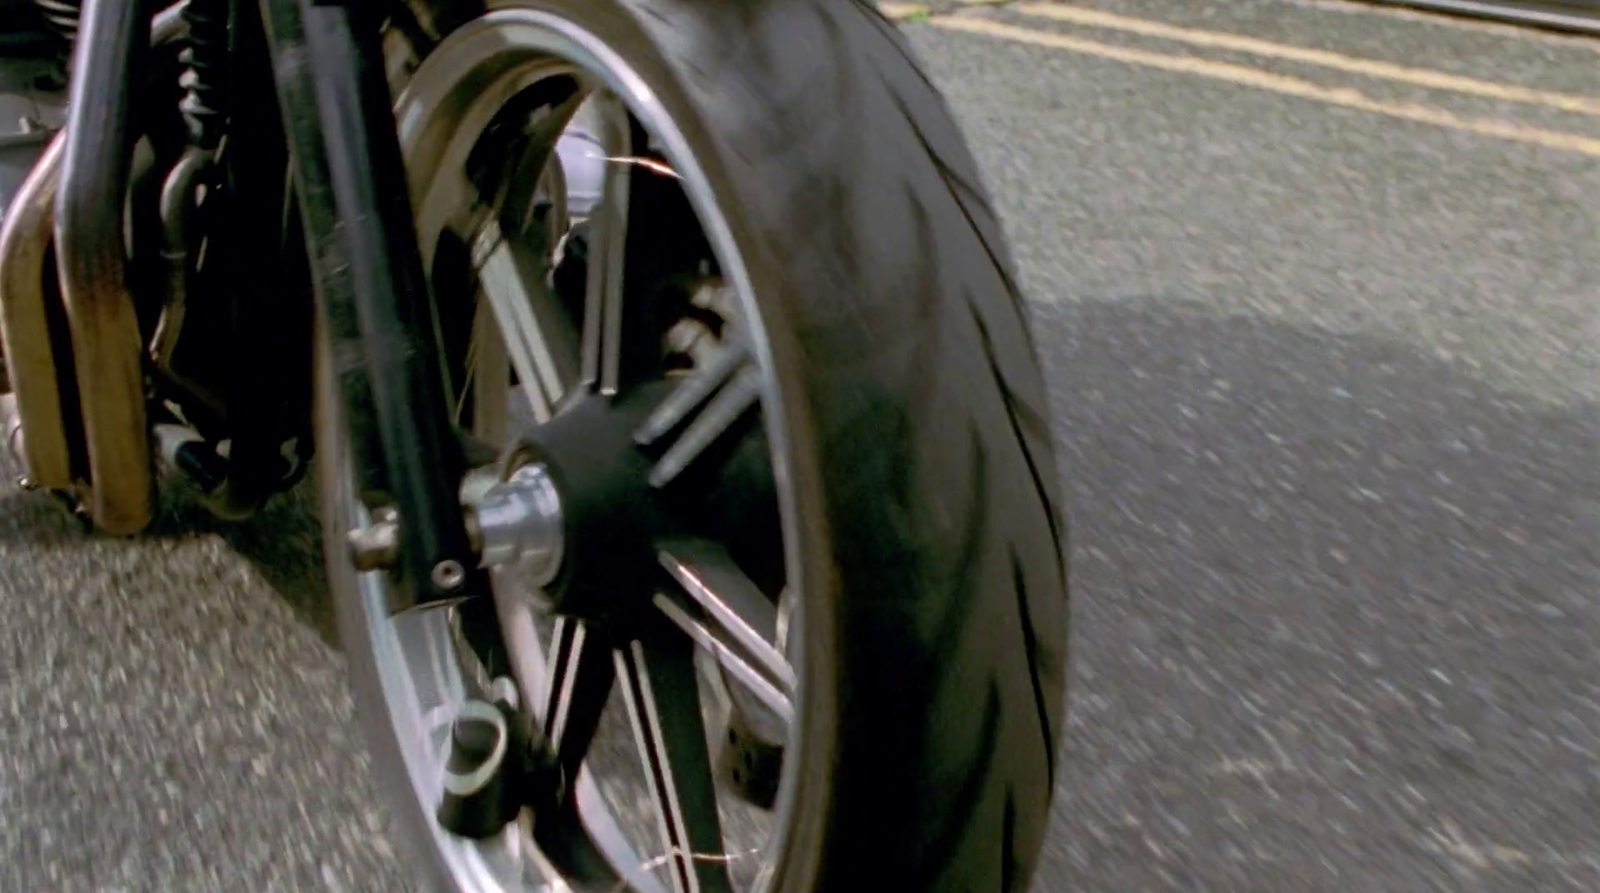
xmin=347 ymin=515 xmax=401 ymax=572
xmin=431 ymin=559 xmax=467 ymax=591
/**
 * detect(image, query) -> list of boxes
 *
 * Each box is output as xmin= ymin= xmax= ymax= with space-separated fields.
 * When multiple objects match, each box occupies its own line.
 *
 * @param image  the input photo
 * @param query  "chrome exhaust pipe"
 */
xmin=0 ymin=134 xmax=74 ymax=492
xmin=53 ymin=0 xmax=155 ymax=534
xmin=0 ymin=2 xmax=189 ymax=526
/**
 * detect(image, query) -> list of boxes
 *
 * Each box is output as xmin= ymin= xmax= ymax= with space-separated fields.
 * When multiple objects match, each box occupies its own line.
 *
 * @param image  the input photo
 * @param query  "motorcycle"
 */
xmin=0 ymin=0 xmax=1068 ymax=890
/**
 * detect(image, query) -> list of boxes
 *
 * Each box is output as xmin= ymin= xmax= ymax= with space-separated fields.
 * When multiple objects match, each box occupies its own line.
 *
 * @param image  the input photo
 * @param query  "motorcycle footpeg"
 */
xmin=436 ymin=693 xmax=563 ymax=840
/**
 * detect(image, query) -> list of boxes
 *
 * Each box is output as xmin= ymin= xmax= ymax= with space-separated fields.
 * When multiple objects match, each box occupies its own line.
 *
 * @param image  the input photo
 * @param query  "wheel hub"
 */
xmin=348 ymin=382 xmax=694 ymax=624
xmin=506 ymin=385 xmax=676 ymax=622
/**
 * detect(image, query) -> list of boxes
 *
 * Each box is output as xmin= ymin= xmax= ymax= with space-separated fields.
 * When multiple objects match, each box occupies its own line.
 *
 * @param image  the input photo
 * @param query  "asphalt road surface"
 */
xmin=3 ymin=1 xmax=1598 ymax=890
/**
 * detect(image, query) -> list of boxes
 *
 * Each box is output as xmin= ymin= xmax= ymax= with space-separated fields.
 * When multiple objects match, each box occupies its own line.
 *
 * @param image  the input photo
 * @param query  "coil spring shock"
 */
xmin=32 ymin=0 xmax=78 ymax=41
xmin=32 ymin=0 xmax=79 ymax=80
xmin=179 ymin=0 xmax=230 ymax=149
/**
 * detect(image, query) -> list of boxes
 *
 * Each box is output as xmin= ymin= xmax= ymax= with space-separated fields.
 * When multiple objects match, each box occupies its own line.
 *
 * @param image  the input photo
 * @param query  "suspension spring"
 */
xmin=32 ymin=0 xmax=80 ymax=77
xmin=179 ymin=0 xmax=231 ymax=149
xmin=33 ymin=0 xmax=78 ymax=40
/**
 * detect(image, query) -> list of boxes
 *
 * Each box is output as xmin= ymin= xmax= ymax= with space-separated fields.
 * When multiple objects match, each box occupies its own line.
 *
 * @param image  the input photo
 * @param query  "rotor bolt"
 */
xmin=431 ymin=559 xmax=467 ymax=592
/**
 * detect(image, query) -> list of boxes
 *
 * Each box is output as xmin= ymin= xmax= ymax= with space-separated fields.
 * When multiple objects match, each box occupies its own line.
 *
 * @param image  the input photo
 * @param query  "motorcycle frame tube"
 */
xmin=54 ymin=0 xmax=155 ymax=534
xmin=0 ymin=135 xmax=72 ymax=490
xmin=263 ymin=0 xmax=484 ymax=612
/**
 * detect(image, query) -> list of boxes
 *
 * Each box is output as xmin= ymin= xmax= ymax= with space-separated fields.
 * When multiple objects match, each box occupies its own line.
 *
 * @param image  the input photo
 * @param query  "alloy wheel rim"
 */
xmin=336 ymin=9 xmax=807 ymax=892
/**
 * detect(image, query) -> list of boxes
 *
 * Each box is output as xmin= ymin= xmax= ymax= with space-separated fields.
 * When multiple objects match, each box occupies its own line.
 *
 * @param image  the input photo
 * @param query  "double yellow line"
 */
xmin=888 ymin=2 xmax=1600 ymax=158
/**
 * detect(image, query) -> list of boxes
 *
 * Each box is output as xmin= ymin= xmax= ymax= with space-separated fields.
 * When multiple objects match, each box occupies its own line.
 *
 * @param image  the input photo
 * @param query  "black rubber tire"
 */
xmin=333 ymin=1 xmax=1069 ymax=890
xmin=531 ymin=2 xmax=1070 ymax=890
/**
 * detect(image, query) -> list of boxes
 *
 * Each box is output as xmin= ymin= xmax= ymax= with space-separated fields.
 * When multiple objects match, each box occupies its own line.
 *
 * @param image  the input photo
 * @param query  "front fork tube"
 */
xmin=211 ymin=0 xmax=313 ymax=519
xmin=260 ymin=0 xmax=483 ymax=612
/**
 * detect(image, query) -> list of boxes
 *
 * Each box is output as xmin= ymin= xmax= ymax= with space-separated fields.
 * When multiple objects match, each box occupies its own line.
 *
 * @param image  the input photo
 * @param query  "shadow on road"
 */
xmin=1034 ymin=297 xmax=1598 ymax=891
xmin=0 ymin=295 xmax=1592 ymax=890
xmin=201 ymin=485 xmax=336 ymax=648
xmin=0 ymin=457 xmax=336 ymax=647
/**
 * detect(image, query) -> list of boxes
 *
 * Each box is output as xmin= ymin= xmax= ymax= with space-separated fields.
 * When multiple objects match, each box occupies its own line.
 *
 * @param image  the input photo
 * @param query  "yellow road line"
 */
xmin=929 ymin=15 xmax=1600 ymax=158
xmin=1305 ymin=0 xmax=1600 ymax=48
xmin=879 ymin=2 xmax=930 ymax=21
xmin=1010 ymin=3 xmax=1600 ymax=118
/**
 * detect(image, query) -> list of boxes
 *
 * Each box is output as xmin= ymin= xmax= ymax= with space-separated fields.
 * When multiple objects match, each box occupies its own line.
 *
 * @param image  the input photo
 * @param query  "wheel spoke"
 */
xmin=489 ymin=598 xmax=670 ymax=893
xmin=634 ymin=342 xmax=748 ymax=447
xmin=416 ymin=170 xmax=481 ymax=269
xmin=636 ymin=341 xmax=762 ymax=489
xmin=544 ymin=618 xmax=616 ymax=775
xmin=652 ymin=593 xmax=793 ymax=732
xmin=471 ymin=216 xmax=581 ymax=422
xmin=580 ymin=91 xmax=632 ymax=395
xmin=462 ymin=296 xmax=511 ymax=437
xmin=531 ymin=795 xmax=666 ymax=893
xmin=485 ymin=86 xmax=585 ymax=241
xmin=655 ymin=542 xmax=794 ymax=727
xmin=616 ymin=636 xmax=737 ymax=893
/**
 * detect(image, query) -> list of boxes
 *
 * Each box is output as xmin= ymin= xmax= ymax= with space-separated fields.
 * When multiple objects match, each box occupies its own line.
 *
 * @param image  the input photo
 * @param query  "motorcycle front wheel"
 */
xmin=314 ymin=2 xmax=1068 ymax=891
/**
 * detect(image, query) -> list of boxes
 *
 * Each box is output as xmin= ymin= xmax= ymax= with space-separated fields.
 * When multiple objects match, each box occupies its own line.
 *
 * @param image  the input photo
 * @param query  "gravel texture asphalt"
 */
xmin=2 ymin=1 xmax=1597 ymax=891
